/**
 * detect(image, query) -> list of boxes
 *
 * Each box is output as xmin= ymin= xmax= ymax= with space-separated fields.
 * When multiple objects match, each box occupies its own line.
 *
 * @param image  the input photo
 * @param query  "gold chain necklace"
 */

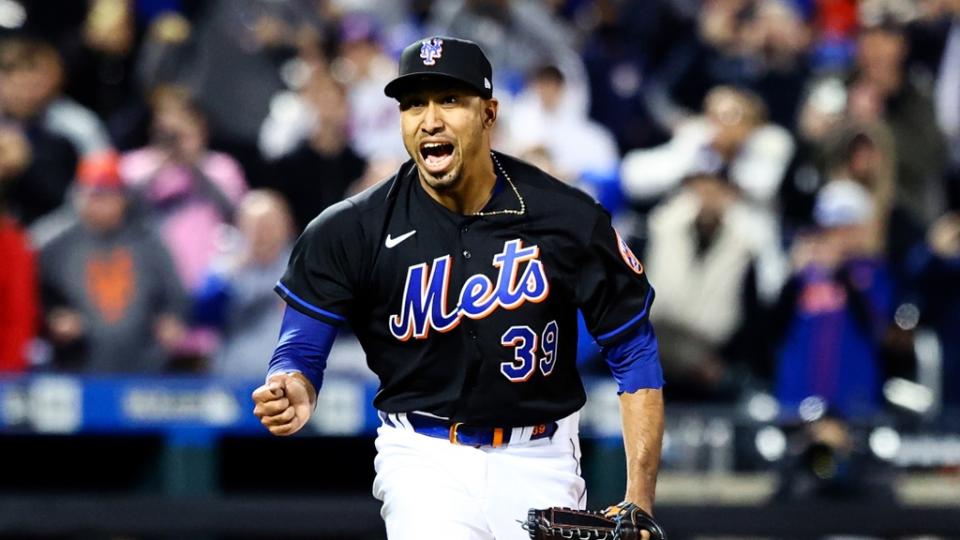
xmin=470 ymin=152 xmax=526 ymax=217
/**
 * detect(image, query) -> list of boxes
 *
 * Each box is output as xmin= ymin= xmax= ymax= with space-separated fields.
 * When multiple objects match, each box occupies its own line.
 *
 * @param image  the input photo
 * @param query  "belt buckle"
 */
xmin=448 ymin=422 xmax=463 ymax=444
xmin=449 ymin=422 xmax=506 ymax=448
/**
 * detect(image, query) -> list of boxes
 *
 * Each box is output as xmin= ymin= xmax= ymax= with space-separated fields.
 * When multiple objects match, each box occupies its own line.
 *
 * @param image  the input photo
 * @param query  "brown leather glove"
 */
xmin=522 ymin=502 xmax=667 ymax=540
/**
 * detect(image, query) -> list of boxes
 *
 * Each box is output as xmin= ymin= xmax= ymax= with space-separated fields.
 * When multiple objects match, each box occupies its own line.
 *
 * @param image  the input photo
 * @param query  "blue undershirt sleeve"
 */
xmin=601 ymin=320 xmax=665 ymax=394
xmin=266 ymin=306 xmax=338 ymax=392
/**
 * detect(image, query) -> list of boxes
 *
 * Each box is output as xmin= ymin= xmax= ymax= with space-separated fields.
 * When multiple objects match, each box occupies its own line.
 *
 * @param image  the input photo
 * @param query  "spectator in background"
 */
xmin=820 ymin=122 xmax=929 ymax=310
xmin=933 ymin=0 xmax=960 ymax=208
xmin=504 ymin=65 xmax=620 ymax=185
xmin=331 ymin=13 xmax=407 ymax=161
xmin=38 ymin=152 xmax=187 ymax=373
xmin=911 ymin=211 xmax=960 ymax=410
xmin=771 ymin=180 xmax=894 ymax=419
xmin=744 ymin=0 xmax=814 ymax=129
xmin=428 ymin=0 xmax=589 ymax=102
xmin=6 ymin=1 xmax=88 ymax=48
xmin=621 ymin=85 xmax=794 ymax=211
xmin=0 ymin=35 xmax=113 ymax=158
xmin=823 ymin=123 xmax=897 ymax=243
xmin=121 ymin=87 xmax=247 ymax=366
xmin=644 ymin=173 xmax=784 ymax=401
xmin=252 ymin=2 xmax=340 ymax=162
xmin=783 ymin=82 xmax=926 ymax=286
xmin=62 ymin=0 xmax=150 ymax=150
xmin=813 ymin=0 xmax=859 ymax=50
xmin=0 ymin=40 xmax=79 ymax=226
xmin=847 ymin=18 xmax=948 ymax=226
xmin=578 ymin=0 xmax=686 ymax=152
xmin=135 ymin=8 xmax=196 ymax=100
xmin=136 ymin=0 xmax=318 ymax=179
xmin=257 ymin=49 xmax=328 ymax=162
xmin=0 ymin=199 xmax=37 ymax=372
xmin=120 ymin=86 xmax=247 ymax=294
xmin=906 ymin=0 xmax=957 ymax=76
xmin=655 ymin=0 xmax=812 ymax=130
xmin=265 ymin=75 xmax=366 ymax=233
xmin=780 ymin=76 xmax=849 ymax=241
xmin=195 ymin=190 xmax=293 ymax=379
xmin=659 ymin=0 xmax=753 ymax=111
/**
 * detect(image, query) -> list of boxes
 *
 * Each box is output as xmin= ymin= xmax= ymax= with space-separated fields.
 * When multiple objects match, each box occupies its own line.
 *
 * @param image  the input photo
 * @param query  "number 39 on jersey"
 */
xmin=500 ymin=320 xmax=559 ymax=382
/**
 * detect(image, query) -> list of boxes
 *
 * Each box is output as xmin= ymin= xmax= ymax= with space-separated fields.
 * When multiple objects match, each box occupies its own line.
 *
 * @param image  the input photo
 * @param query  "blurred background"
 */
xmin=0 ymin=0 xmax=958 ymax=538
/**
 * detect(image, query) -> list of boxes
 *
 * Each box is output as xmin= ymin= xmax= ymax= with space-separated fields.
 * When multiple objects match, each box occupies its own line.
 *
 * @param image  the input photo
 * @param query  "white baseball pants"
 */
xmin=372 ymin=411 xmax=587 ymax=540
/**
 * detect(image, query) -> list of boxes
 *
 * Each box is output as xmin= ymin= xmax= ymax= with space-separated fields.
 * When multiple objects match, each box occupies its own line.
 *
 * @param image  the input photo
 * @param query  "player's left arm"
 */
xmin=573 ymin=206 xmax=665 ymax=517
xmin=603 ymin=321 xmax=664 ymax=515
xmin=619 ymin=387 xmax=664 ymax=515
xmin=576 ymin=205 xmax=664 ymax=540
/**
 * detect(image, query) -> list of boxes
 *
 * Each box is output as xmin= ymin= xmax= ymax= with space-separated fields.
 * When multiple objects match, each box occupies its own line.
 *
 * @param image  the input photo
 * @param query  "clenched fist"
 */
xmin=252 ymin=372 xmax=317 ymax=436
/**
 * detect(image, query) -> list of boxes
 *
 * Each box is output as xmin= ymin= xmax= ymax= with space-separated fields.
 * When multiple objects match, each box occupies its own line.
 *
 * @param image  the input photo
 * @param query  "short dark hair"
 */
xmin=149 ymin=84 xmax=207 ymax=121
xmin=0 ymin=36 xmax=60 ymax=73
xmin=532 ymin=65 xmax=564 ymax=86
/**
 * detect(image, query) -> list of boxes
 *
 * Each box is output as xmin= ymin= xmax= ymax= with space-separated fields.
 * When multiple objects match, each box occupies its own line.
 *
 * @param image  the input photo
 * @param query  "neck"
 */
xmin=420 ymin=151 xmax=497 ymax=215
xmin=83 ymin=222 xmax=123 ymax=237
xmin=310 ymin=127 xmax=346 ymax=157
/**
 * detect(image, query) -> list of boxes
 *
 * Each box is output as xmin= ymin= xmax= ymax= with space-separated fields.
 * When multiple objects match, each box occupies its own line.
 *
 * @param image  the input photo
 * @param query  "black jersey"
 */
xmin=276 ymin=151 xmax=654 ymax=426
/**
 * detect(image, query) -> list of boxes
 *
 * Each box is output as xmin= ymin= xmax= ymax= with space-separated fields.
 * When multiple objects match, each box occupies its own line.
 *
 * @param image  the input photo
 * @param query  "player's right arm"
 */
xmin=252 ymin=306 xmax=337 ymax=435
xmin=253 ymin=200 xmax=361 ymax=435
xmin=253 ymin=370 xmax=317 ymax=436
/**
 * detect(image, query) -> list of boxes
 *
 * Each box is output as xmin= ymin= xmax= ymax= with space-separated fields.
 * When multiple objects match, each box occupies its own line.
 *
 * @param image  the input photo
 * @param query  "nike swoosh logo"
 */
xmin=385 ymin=230 xmax=416 ymax=248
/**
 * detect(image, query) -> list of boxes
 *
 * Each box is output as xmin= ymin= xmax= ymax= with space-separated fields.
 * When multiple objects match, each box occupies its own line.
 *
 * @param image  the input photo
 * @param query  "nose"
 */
xmin=421 ymin=101 xmax=444 ymax=135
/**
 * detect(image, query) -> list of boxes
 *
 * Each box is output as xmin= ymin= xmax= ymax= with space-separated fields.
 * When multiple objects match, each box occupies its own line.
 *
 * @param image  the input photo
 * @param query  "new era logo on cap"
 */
xmin=420 ymin=38 xmax=443 ymax=66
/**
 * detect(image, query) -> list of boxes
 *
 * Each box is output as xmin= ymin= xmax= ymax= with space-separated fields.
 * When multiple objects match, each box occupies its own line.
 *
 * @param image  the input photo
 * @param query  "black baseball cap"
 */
xmin=384 ymin=36 xmax=493 ymax=100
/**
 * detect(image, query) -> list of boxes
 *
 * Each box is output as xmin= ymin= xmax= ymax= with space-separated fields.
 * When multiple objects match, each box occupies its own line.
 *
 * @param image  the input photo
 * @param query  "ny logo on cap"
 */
xmin=419 ymin=38 xmax=443 ymax=66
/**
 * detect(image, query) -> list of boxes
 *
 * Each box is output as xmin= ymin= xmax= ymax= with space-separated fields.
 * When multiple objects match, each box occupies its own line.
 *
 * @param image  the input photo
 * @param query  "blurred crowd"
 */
xmin=0 ymin=0 xmax=959 ymax=427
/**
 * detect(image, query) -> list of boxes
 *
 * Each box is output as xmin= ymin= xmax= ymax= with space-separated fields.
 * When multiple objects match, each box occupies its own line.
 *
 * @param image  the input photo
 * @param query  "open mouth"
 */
xmin=419 ymin=141 xmax=455 ymax=174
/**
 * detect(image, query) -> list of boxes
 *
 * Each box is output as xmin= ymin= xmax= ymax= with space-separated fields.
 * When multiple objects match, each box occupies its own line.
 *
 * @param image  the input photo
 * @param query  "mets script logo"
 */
xmin=389 ymin=239 xmax=549 ymax=341
xmin=419 ymin=38 xmax=443 ymax=66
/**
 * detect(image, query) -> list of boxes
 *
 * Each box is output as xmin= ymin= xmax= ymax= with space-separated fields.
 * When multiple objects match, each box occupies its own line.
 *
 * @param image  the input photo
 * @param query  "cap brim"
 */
xmin=384 ymin=72 xmax=490 ymax=99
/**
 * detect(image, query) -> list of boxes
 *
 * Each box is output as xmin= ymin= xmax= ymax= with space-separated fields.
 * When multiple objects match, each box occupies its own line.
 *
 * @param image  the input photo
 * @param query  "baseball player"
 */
xmin=252 ymin=36 xmax=665 ymax=540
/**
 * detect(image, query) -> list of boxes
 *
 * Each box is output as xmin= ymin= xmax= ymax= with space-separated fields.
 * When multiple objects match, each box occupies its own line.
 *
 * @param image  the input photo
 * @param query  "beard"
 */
xmin=419 ymin=161 xmax=463 ymax=191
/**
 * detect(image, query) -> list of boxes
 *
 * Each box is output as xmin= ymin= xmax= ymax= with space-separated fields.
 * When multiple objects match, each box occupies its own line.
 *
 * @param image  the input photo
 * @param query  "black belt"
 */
xmin=379 ymin=411 xmax=558 ymax=447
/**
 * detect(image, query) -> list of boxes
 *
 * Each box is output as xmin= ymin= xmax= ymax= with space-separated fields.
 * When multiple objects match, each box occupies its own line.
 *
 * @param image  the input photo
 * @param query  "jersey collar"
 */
xmin=405 ymin=152 xmax=525 ymax=220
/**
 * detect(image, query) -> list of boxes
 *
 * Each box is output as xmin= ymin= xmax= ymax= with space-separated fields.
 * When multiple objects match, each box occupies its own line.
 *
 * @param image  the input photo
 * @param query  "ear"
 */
xmin=482 ymin=98 xmax=499 ymax=129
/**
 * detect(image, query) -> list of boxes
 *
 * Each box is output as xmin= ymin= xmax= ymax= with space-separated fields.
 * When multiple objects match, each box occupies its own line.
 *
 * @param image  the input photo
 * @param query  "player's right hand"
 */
xmin=252 ymin=372 xmax=316 ymax=436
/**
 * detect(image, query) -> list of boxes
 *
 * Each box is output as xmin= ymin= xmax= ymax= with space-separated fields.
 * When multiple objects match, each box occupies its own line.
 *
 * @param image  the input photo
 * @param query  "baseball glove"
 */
xmin=522 ymin=502 xmax=667 ymax=540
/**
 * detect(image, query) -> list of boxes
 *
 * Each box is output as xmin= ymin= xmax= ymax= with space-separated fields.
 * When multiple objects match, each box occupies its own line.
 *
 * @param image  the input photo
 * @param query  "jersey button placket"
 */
xmin=459 ymin=221 xmax=472 ymax=260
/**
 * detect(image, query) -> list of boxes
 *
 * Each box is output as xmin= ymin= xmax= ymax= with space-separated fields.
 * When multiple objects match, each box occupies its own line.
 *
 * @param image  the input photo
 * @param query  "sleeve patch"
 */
xmin=615 ymin=230 xmax=644 ymax=275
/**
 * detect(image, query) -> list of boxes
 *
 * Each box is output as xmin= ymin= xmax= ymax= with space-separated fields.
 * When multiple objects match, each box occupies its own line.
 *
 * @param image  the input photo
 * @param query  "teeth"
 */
xmin=423 ymin=142 xmax=444 ymax=149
